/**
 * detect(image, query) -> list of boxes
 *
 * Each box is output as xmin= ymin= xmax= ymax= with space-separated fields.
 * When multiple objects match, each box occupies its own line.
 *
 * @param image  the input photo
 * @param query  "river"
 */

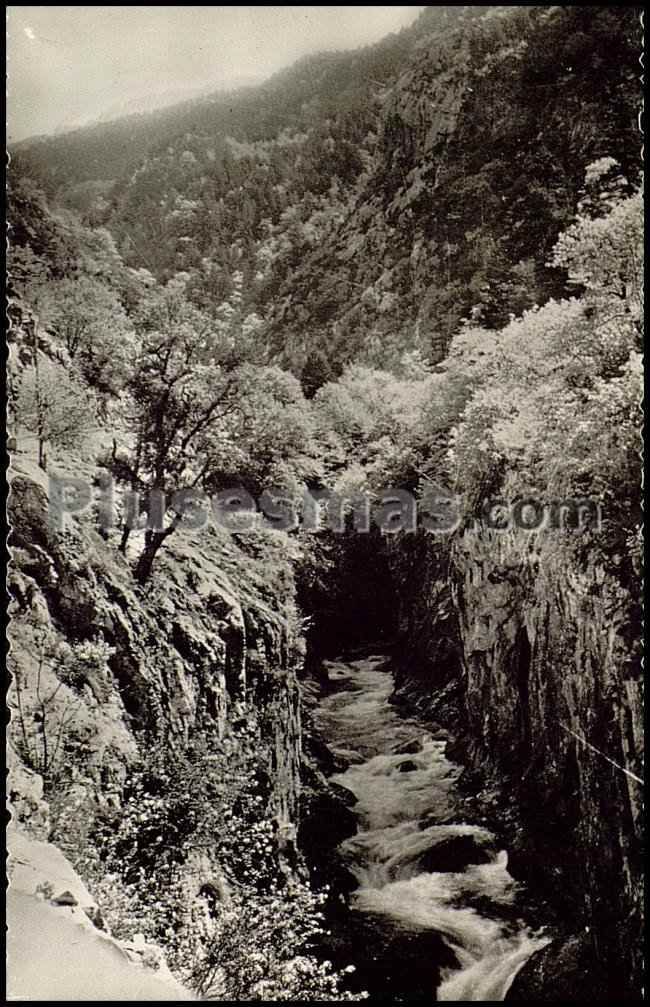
xmin=313 ymin=655 xmax=549 ymax=1001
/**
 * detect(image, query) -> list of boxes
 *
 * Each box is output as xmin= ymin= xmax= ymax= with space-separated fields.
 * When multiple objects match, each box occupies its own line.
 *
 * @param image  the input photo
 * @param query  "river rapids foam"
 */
xmin=315 ymin=656 xmax=549 ymax=1001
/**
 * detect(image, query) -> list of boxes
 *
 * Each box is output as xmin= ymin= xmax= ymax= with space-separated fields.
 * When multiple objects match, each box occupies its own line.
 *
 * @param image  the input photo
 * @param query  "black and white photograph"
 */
xmin=6 ymin=5 xmax=643 ymax=1001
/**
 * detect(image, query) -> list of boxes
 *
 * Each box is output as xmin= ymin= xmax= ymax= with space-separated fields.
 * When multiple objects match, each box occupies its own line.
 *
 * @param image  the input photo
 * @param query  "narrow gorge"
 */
xmin=7 ymin=468 xmax=643 ymax=999
xmin=7 ymin=4 xmax=642 ymax=1002
xmin=296 ymin=518 xmax=643 ymax=1002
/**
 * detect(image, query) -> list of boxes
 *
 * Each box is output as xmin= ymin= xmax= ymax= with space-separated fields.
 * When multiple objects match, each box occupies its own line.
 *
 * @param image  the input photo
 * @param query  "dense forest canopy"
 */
xmin=8 ymin=3 xmax=642 ymax=565
xmin=12 ymin=6 xmax=640 ymax=391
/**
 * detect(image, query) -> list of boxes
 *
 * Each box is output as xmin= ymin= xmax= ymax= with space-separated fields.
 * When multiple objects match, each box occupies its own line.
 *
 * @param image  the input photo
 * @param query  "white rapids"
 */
xmin=314 ymin=656 xmax=549 ymax=1001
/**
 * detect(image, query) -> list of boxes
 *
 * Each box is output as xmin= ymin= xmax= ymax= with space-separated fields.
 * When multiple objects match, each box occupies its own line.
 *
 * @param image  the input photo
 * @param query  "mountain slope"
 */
xmin=12 ymin=6 xmax=640 ymax=388
xmin=263 ymin=5 xmax=641 ymax=376
xmin=13 ymin=7 xmax=485 ymax=188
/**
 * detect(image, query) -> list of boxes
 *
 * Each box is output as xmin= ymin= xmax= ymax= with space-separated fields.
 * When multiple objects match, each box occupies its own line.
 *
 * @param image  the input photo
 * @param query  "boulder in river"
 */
xmin=298 ymin=785 xmax=359 ymax=897
xmin=397 ymin=759 xmax=419 ymax=773
xmin=325 ymin=908 xmax=460 ymax=1001
xmin=417 ymin=834 xmax=493 ymax=873
xmin=331 ymin=746 xmax=366 ymax=766
xmin=329 ymin=781 xmax=358 ymax=808
xmin=299 ymin=789 xmax=358 ymax=852
xmin=305 ymin=732 xmax=349 ymax=774
xmin=505 ymin=934 xmax=616 ymax=1002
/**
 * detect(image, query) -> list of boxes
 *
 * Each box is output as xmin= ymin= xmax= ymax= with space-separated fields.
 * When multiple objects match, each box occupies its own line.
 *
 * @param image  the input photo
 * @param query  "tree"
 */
xmin=447 ymin=178 xmax=643 ymax=522
xmin=8 ymin=170 xmax=77 ymax=278
xmin=312 ymin=365 xmax=430 ymax=483
xmin=107 ymin=278 xmax=240 ymax=579
xmin=37 ymin=276 xmax=134 ymax=396
xmin=14 ymin=356 xmax=98 ymax=470
xmin=73 ymin=224 xmax=125 ymax=280
xmin=551 ymin=186 xmax=643 ymax=326
xmin=214 ymin=364 xmax=316 ymax=497
xmin=108 ymin=277 xmax=310 ymax=582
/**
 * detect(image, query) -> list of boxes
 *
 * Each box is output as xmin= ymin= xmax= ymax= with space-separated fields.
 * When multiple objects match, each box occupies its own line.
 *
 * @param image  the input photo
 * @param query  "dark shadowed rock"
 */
xmin=325 ymin=909 xmax=460 ymax=1001
xmin=397 ymin=759 xmax=419 ymax=773
xmin=454 ymin=765 xmax=486 ymax=794
xmin=506 ymin=935 xmax=620 ymax=1002
xmin=417 ymin=834 xmax=492 ymax=873
xmin=299 ymin=790 xmax=357 ymax=850
xmin=84 ymin=906 xmax=106 ymax=931
xmin=329 ymin=781 xmax=358 ymax=808
xmin=305 ymin=732 xmax=350 ymax=774
xmin=298 ymin=785 xmax=359 ymax=897
xmin=52 ymin=890 xmax=78 ymax=907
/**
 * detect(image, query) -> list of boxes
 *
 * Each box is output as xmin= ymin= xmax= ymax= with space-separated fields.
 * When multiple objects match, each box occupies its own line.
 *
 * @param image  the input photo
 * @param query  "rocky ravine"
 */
xmin=6 ymin=451 xmax=642 ymax=1001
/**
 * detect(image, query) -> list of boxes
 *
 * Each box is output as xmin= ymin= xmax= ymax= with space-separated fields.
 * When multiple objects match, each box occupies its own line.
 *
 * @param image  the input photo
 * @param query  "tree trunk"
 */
xmin=134 ymin=527 xmax=174 ymax=583
xmin=119 ymin=526 xmax=131 ymax=554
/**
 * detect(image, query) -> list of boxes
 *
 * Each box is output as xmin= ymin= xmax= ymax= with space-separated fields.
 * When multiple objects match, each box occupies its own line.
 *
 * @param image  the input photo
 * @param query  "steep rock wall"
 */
xmin=387 ymin=527 xmax=643 ymax=998
xmin=7 ymin=456 xmax=304 ymax=899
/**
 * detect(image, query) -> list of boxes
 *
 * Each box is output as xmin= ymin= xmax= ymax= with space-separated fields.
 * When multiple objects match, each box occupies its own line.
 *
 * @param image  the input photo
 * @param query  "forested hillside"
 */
xmin=13 ymin=6 xmax=640 ymax=385
xmin=8 ymin=3 xmax=643 ymax=1001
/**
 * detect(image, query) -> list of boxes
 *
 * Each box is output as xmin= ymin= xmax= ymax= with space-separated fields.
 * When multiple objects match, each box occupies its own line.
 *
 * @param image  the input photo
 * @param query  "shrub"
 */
xmin=68 ymin=722 xmax=364 ymax=1001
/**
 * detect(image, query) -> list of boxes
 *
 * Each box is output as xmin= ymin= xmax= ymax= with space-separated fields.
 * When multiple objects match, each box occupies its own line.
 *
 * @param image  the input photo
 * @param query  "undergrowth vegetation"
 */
xmin=51 ymin=723 xmax=364 ymax=1000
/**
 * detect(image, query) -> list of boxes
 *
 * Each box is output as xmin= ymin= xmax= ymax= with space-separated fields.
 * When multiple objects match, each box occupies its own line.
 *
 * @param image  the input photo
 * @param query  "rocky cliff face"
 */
xmin=387 ymin=527 xmax=643 ymax=998
xmin=8 ymin=452 xmax=304 ymax=925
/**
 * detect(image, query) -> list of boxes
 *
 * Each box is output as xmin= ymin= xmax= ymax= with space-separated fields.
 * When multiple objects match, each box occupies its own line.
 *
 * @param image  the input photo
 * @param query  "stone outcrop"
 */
xmin=506 ymin=935 xmax=611 ymax=1003
xmin=6 ymin=826 xmax=195 ymax=1000
xmin=414 ymin=833 xmax=493 ymax=874
xmin=8 ymin=457 xmax=303 ymax=825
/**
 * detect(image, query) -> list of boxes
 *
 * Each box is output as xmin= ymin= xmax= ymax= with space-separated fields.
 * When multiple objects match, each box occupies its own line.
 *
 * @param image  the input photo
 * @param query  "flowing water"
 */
xmin=314 ymin=656 xmax=549 ymax=1001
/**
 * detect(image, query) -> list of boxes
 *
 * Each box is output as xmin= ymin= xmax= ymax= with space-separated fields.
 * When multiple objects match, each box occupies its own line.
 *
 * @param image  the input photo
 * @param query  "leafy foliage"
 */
xmin=99 ymin=275 xmax=315 ymax=578
xmin=14 ymin=356 xmax=98 ymax=469
xmin=66 ymin=728 xmax=364 ymax=1000
xmin=35 ymin=276 xmax=134 ymax=395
